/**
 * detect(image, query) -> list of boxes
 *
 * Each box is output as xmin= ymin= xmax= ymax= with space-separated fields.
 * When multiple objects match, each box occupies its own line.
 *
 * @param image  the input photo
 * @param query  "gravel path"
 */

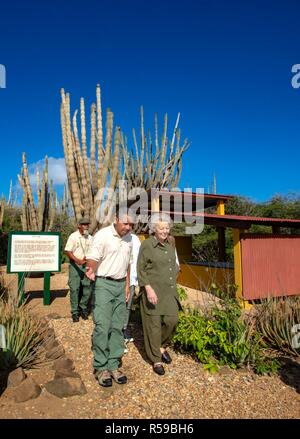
xmin=1 ymin=266 xmax=300 ymax=419
xmin=0 ymin=315 xmax=299 ymax=419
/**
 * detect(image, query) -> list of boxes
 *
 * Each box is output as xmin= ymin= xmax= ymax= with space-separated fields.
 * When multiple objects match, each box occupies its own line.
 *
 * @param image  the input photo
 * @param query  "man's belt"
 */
xmin=96 ymin=275 xmax=126 ymax=282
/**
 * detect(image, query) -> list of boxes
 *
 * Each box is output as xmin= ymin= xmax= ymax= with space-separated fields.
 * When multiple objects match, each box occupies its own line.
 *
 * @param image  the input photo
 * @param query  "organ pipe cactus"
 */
xmin=18 ymin=153 xmax=57 ymax=231
xmin=60 ymin=84 xmax=190 ymax=233
xmin=60 ymin=85 xmax=122 ymax=231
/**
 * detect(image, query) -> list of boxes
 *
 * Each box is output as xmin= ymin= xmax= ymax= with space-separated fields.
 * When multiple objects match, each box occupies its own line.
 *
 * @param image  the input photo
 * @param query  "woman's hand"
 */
xmin=145 ymin=285 xmax=158 ymax=305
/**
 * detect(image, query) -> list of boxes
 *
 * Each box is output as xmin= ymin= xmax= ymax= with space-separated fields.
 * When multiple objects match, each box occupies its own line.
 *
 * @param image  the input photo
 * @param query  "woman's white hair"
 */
xmin=149 ymin=212 xmax=173 ymax=234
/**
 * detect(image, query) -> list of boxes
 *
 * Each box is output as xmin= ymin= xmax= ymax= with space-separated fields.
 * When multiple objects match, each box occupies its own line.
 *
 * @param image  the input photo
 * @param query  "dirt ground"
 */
xmin=0 ymin=264 xmax=300 ymax=419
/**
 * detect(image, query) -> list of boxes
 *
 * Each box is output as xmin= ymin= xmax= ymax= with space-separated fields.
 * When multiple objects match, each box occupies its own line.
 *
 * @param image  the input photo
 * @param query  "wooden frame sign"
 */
xmin=7 ymin=231 xmax=61 ymax=305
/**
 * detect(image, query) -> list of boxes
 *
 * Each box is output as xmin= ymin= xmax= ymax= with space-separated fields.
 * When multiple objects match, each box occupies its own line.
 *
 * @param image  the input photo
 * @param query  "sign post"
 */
xmin=43 ymin=272 xmax=51 ymax=305
xmin=7 ymin=232 xmax=61 ymax=305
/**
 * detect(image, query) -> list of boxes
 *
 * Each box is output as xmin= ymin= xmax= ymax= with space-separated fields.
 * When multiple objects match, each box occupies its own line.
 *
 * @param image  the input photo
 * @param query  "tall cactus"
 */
xmin=60 ymin=84 xmax=189 ymax=232
xmin=60 ymin=85 xmax=121 ymax=232
xmin=60 ymin=183 xmax=72 ymax=217
xmin=121 ymin=107 xmax=189 ymax=192
xmin=18 ymin=153 xmax=57 ymax=231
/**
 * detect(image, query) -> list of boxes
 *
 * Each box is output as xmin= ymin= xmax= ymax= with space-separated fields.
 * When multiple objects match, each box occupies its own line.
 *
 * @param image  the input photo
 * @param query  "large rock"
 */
xmin=43 ymin=338 xmax=59 ymax=352
xmin=44 ymin=377 xmax=87 ymax=398
xmin=54 ymin=369 xmax=81 ymax=379
xmin=52 ymin=356 xmax=75 ymax=371
xmin=46 ymin=344 xmax=65 ymax=360
xmin=7 ymin=368 xmax=27 ymax=387
xmin=13 ymin=377 xmax=42 ymax=403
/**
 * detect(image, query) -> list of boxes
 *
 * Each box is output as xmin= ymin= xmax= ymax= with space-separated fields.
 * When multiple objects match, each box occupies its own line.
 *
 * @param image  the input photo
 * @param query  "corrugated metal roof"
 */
xmin=140 ymin=208 xmax=300 ymax=229
xmin=140 ymin=190 xmax=234 ymax=209
xmin=202 ymin=212 xmax=300 ymax=228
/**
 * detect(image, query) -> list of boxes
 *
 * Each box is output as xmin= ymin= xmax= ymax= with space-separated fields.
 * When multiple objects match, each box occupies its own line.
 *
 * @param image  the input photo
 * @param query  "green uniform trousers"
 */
xmin=140 ymin=298 xmax=178 ymax=364
xmin=92 ymin=277 xmax=126 ymax=372
xmin=68 ymin=262 xmax=92 ymax=316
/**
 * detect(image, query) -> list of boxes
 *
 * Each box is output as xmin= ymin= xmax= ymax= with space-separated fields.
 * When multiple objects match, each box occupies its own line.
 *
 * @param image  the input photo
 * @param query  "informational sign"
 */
xmin=7 ymin=232 xmax=61 ymax=273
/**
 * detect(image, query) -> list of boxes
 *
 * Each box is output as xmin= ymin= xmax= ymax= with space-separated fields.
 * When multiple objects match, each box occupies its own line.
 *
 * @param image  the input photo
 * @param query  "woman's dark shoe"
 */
xmin=153 ymin=363 xmax=165 ymax=375
xmin=161 ymin=350 xmax=172 ymax=364
xmin=72 ymin=314 xmax=79 ymax=323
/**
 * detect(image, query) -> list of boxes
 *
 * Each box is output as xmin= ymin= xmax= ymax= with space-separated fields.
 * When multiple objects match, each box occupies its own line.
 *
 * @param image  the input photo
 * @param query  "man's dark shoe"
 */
xmin=72 ymin=314 xmax=79 ymax=323
xmin=153 ymin=363 xmax=165 ymax=375
xmin=95 ymin=370 xmax=112 ymax=387
xmin=161 ymin=350 xmax=172 ymax=364
xmin=80 ymin=310 xmax=89 ymax=320
xmin=110 ymin=369 xmax=127 ymax=384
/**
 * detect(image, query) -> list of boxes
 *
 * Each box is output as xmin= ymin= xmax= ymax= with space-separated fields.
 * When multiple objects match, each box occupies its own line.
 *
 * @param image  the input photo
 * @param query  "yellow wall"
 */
xmin=177 ymin=263 xmax=234 ymax=292
xmin=174 ymin=236 xmax=193 ymax=262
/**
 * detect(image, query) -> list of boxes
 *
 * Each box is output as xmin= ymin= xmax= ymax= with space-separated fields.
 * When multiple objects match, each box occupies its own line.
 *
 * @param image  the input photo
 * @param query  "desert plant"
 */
xmin=60 ymin=85 xmax=189 ymax=233
xmin=255 ymin=296 xmax=300 ymax=357
xmin=17 ymin=153 xmax=57 ymax=231
xmin=173 ymin=297 xmax=279 ymax=374
xmin=0 ymin=275 xmax=7 ymax=301
xmin=177 ymin=285 xmax=188 ymax=301
xmin=0 ymin=294 xmax=48 ymax=371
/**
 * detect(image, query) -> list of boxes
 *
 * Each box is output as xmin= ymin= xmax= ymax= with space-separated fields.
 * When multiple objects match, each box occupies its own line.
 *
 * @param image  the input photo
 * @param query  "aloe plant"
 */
xmin=0 ymin=292 xmax=48 ymax=371
xmin=255 ymin=296 xmax=300 ymax=357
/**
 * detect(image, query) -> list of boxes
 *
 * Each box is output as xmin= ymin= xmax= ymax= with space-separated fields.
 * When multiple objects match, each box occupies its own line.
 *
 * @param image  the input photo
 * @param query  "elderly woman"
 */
xmin=137 ymin=213 xmax=180 ymax=376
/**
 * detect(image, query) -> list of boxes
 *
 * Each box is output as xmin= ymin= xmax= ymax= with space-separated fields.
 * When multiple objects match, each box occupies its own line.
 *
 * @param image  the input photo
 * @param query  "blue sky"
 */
xmin=0 ymin=0 xmax=300 ymax=203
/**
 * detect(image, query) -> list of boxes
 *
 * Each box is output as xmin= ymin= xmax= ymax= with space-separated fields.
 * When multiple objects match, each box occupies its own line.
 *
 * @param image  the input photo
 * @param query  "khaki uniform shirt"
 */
xmin=137 ymin=235 xmax=180 ymax=316
xmin=86 ymin=224 xmax=132 ymax=279
xmin=64 ymin=230 xmax=93 ymax=259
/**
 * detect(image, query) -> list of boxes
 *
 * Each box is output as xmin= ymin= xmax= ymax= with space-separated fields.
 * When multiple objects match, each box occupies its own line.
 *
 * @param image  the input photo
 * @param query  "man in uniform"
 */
xmin=85 ymin=208 xmax=133 ymax=388
xmin=64 ymin=217 xmax=93 ymax=322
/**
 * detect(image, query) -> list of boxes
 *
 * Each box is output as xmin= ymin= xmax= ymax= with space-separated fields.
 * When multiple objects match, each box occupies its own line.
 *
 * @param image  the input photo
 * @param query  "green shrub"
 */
xmin=177 ymin=285 xmax=188 ymax=301
xmin=173 ymin=297 xmax=280 ymax=374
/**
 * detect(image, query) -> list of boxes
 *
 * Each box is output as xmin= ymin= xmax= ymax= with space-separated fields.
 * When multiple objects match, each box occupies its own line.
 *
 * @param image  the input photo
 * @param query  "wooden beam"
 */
xmin=217 ymin=200 xmax=225 ymax=215
xmin=233 ymin=228 xmax=243 ymax=301
xmin=233 ymin=229 xmax=252 ymax=309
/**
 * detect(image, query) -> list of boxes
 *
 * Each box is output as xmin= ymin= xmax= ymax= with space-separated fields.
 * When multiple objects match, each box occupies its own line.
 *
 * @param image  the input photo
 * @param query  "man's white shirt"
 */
xmin=86 ymin=224 xmax=133 ymax=279
xmin=64 ymin=230 xmax=93 ymax=260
